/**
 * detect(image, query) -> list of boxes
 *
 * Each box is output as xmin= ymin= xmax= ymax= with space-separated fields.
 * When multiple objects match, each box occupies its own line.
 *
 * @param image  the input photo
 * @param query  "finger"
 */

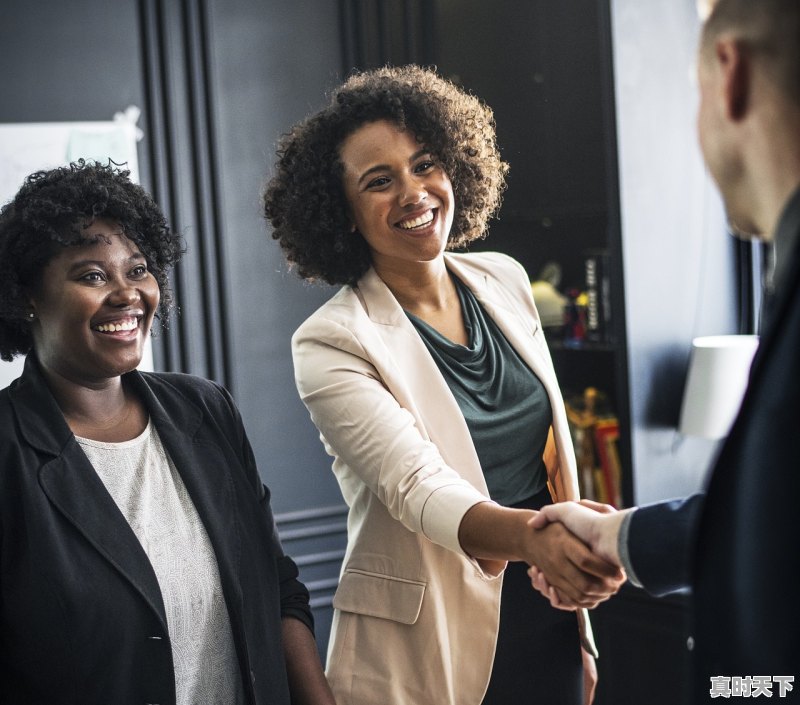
xmin=527 ymin=509 xmax=550 ymax=529
xmin=527 ymin=565 xmax=545 ymax=592
xmin=572 ymin=548 xmax=626 ymax=581
xmin=536 ymin=529 xmax=623 ymax=605
xmin=552 ymin=527 xmax=626 ymax=595
xmin=548 ymin=586 xmax=579 ymax=612
xmin=577 ymin=499 xmax=617 ymax=514
xmin=529 ymin=566 xmax=560 ymax=603
xmin=567 ymin=548 xmax=627 ymax=590
xmin=561 ymin=565 xmax=623 ymax=603
xmin=528 ymin=564 xmax=580 ymax=610
xmin=531 ymin=567 xmax=552 ymax=594
xmin=526 ymin=502 xmax=576 ymax=530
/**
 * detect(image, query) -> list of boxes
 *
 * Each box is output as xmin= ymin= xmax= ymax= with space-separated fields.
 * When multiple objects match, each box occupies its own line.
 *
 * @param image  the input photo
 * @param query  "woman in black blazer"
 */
xmin=0 ymin=161 xmax=335 ymax=705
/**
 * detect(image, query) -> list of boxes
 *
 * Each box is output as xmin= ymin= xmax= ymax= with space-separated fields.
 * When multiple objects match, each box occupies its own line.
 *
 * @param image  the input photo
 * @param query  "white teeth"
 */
xmin=398 ymin=211 xmax=434 ymax=230
xmin=95 ymin=319 xmax=138 ymax=333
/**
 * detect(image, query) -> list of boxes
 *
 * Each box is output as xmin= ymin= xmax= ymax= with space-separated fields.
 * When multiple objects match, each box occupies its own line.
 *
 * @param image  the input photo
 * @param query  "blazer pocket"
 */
xmin=333 ymin=569 xmax=426 ymax=625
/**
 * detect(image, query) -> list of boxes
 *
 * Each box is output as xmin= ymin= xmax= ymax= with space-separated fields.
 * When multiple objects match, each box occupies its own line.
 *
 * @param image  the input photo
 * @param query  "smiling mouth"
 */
xmin=92 ymin=317 xmax=140 ymax=334
xmin=397 ymin=210 xmax=435 ymax=230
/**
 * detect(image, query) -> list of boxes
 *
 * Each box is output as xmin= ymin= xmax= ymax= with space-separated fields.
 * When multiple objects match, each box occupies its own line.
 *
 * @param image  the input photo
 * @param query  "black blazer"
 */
xmin=0 ymin=356 xmax=313 ymax=705
xmin=628 ymin=190 xmax=800 ymax=698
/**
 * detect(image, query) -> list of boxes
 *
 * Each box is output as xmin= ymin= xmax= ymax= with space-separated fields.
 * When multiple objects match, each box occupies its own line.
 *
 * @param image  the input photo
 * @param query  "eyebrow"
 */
xmin=357 ymin=148 xmax=431 ymax=186
xmin=66 ymin=252 xmax=147 ymax=273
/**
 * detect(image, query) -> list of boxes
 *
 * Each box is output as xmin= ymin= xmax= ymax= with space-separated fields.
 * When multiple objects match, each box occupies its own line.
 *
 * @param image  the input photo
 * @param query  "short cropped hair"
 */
xmin=263 ymin=64 xmax=509 ymax=285
xmin=702 ymin=0 xmax=800 ymax=106
xmin=0 ymin=160 xmax=183 ymax=361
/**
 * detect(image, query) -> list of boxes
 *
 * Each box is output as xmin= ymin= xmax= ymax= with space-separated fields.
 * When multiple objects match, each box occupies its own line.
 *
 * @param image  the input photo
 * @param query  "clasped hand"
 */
xmin=526 ymin=500 xmax=628 ymax=610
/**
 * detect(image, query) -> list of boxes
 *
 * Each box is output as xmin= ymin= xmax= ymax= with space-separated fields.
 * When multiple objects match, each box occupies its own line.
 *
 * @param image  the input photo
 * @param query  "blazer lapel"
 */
xmin=13 ymin=359 xmax=168 ymax=628
xmin=445 ymin=255 xmax=555 ymax=383
xmin=356 ymin=268 xmax=488 ymax=494
xmin=15 ymin=361 xmax=246 ymax=635
xmin=132 ymin=374 xmax=245 ymax=622
xmin=39 ymin=448 xmax=168 ymax=628
xmin=447 ymin=256 xmax=578 ymax=498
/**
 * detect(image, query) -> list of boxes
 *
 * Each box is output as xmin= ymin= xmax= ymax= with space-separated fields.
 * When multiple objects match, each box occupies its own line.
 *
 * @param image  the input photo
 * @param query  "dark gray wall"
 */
xmin=2 ymin=2 xmax=145 ymax=122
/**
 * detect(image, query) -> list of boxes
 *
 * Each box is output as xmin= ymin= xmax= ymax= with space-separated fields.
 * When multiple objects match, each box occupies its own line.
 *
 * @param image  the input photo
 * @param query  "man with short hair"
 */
xmin=530 ymin=0 xmax=800 ymax=697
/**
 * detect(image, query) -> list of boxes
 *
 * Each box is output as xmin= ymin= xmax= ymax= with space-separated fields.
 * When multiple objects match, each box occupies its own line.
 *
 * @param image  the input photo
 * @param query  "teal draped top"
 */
xmin=406 ymin=276 xmax=551 ymax=506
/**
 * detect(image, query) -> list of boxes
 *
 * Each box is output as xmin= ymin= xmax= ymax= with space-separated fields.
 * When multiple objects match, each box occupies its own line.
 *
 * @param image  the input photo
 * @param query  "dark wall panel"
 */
xmin=2 ymin=1 xmax=145 ymax=124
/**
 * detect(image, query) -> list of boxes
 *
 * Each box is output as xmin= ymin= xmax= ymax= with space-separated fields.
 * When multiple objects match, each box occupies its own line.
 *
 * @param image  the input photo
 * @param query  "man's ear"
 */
xmin=716 ymin=37 xmax=750 ymax=121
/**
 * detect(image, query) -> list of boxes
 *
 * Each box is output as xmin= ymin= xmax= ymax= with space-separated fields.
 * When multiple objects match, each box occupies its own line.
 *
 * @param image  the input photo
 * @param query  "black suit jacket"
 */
xmin=0 ymin=356 xmax=313 ymax=705
xmin=629 ymin=189 xmax=800 ymax=699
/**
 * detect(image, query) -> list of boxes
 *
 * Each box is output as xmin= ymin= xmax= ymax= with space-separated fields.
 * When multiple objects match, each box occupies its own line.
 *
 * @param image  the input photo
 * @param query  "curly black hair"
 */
xmin=263 ymin=64 xmax=509 ymax=285
xmin=0 ymin=160 xmax=183 ymax=362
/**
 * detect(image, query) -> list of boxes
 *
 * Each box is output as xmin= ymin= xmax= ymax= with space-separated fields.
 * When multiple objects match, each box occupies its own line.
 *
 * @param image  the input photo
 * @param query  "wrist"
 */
xmin=514 ymin=508 xmax=540 ymax=563
xmin=596 ymin=509 xmax=632 ymax=565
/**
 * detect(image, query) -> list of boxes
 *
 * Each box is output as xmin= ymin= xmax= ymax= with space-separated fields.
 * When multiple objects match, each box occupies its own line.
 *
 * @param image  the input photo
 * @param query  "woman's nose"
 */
xmin=398 ymin=175 xmax=427 ymax=207
xmin=108 ymin=280 xmax=141 ymax=306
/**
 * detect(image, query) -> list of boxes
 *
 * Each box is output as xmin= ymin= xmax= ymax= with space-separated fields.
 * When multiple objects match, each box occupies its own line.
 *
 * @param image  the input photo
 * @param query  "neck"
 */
xmin=748 ymin=168 xmax=800 ymax=242
xmin=746 ymin=105 xmax=800 ymax=239
xmin=39 ymin=364 xmax=145 ymax=441
xmin=41 ymin=367 xmax=124 ymax=415
xmin=372 ymin=254 xmax=455 ymax=314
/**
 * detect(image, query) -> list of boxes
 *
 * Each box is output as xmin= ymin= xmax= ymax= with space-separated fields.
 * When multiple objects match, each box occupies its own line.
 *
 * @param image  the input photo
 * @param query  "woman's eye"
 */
xmin=366 ymin=176 xmax=390 ymax=189
xmin=81 ymin=271 xmax=105 ymax=283
xmin=131 ymin=265 xmax=148 ymax=278
xmin=415 ymin=160 xmax=435 ymax=173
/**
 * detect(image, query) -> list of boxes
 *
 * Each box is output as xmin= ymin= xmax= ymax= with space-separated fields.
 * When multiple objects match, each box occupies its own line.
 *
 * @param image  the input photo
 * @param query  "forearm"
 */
xmin=458 ymin=501 xmax=535 ymax=564
xmin=282 ymin=617 xmax=336 ymax=705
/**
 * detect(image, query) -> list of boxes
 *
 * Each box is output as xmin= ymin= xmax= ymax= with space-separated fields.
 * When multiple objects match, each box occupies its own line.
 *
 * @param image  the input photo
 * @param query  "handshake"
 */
xmin=526 ymin=500 xmax=636 ymax=611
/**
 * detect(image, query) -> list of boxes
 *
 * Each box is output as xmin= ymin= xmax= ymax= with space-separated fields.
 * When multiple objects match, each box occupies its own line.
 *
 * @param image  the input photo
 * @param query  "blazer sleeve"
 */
xmin=292 ymin=315 xmax=492 ymax=561
xmin=626 ymin=493 xmax=704 ymax=596
xmin=212 ymin=381 xmax=315 ymax=632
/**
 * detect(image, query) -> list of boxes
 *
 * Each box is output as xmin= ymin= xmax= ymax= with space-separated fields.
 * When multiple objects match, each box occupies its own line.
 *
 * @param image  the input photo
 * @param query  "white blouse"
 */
xmin=77 ymin=421 xmax=245 ymax=705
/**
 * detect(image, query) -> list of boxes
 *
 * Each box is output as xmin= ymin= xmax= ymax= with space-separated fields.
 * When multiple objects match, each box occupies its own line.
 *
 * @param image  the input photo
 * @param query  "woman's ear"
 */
xmin=24 ymin=293 xmax=37 ymax=321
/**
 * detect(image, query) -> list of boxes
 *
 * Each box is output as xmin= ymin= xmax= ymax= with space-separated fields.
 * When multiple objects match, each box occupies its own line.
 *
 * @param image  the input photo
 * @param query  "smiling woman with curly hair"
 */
xmin=263 ymin=65 xmax=623 ymax=705
xmin=0 ymin=160 xmax=335 ymax=705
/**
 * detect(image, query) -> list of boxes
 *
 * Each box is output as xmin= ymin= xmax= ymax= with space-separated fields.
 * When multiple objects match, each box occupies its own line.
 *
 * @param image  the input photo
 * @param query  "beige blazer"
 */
xmin=292 ymin=251 xmax=595 ymax=705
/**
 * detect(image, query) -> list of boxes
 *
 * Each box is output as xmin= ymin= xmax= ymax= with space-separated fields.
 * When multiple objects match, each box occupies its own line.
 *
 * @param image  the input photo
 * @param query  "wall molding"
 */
xmin=339 ymin=0 xmax=434 ymax=74
xmin=138 ymin=0 xmax=231 ymax=386
xmin=276 ymin=504 xmax=348 ymax=609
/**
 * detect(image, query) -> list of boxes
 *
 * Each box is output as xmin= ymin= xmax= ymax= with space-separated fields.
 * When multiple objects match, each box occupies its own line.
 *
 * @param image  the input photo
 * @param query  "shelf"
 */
xmin=546 ymin=339 xmax=618 ymax=353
